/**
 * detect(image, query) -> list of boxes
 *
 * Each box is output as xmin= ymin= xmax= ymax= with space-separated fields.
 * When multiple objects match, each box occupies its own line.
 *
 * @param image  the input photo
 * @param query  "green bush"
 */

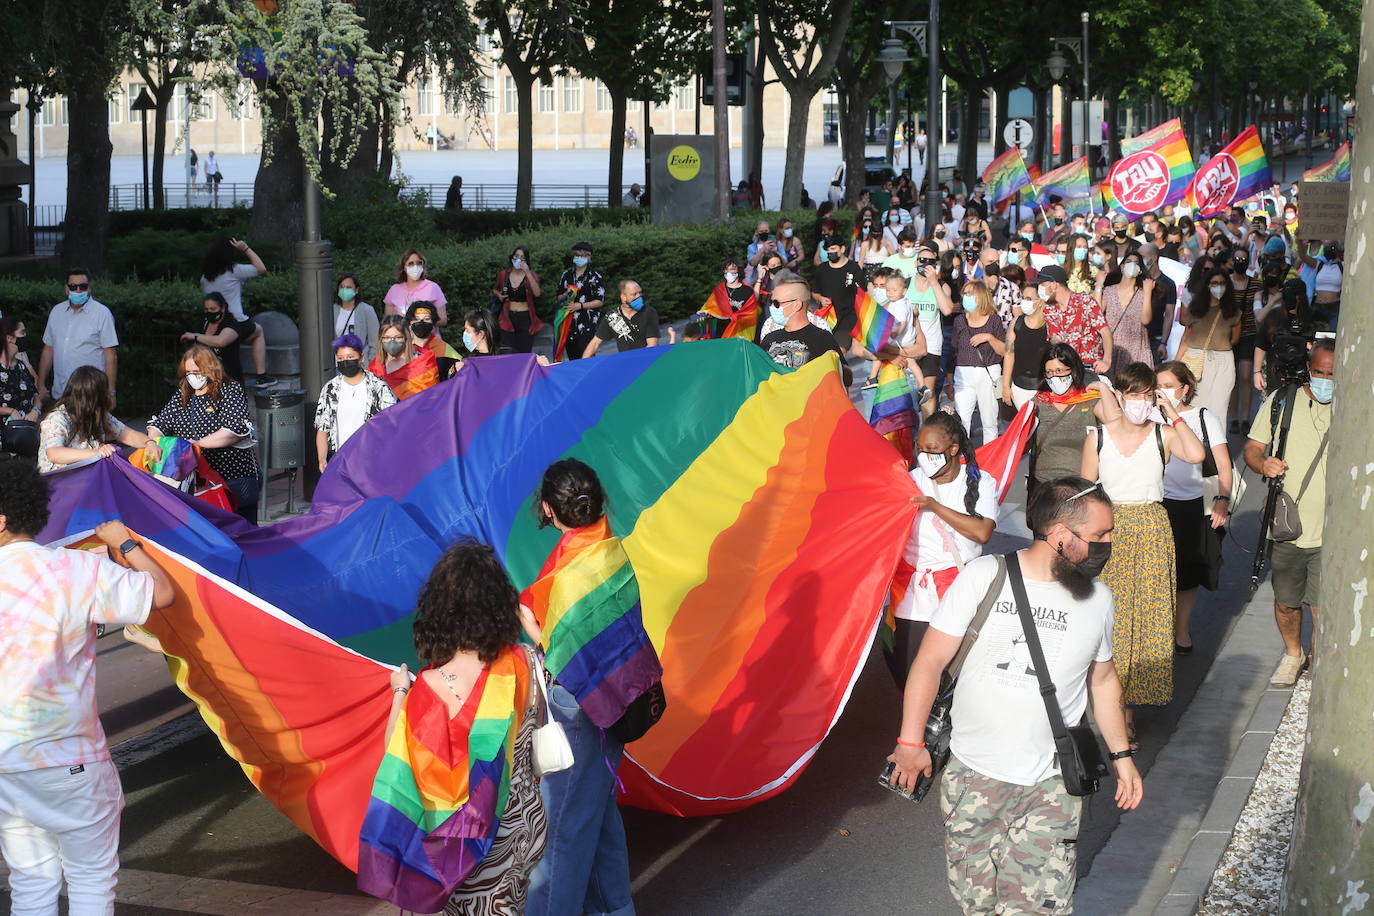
xmin=109 ymin=206 xmax=249 ymax=236
xmin=430 ymin=206 xmax=648 ymax=243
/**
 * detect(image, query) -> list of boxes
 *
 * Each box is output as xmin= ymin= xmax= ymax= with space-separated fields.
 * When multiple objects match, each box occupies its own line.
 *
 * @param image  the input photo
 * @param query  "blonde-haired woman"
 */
xmin=147 ymin=345 xmax=260 ymax=523
xmin=951 ymin=281 xmax=1006 ymax=445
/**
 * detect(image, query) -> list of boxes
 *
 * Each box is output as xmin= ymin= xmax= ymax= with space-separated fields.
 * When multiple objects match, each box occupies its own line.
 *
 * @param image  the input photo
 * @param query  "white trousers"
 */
xmin=0 ymin=759 xmax=124 ymax=916
xmin=1010 ymin=383 xmax=1039 ymax=411
xmin=954 ymin=365 xmax=1002 ymax=445
xmin=1190 ymin=348 xmax=1235 ymax=430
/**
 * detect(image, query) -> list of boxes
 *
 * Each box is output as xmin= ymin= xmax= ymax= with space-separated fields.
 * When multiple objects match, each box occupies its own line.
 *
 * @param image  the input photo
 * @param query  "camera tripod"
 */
xmin=1250 ymin=380 xmax=1300 ymax=595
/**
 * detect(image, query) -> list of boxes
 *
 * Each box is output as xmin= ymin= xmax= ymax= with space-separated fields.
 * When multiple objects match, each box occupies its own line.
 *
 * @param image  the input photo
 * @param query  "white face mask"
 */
xmin=1046 ymin=375 xmax=1073 ymax=395
xmin=1121 ymin=262 xmax=1141 ymax=278
xmin=871 ymin=287 xmax=890 ymax=305
xmin=405 ymin=264 xmax=425 ymax=281
xmin=901 ymin=247 xmax=917 ymax=258
xmin=1209 ymin=285 xmax=1227 ymax=299
xmin=1159 ymin=386 xmax=1181 ymax=406
xmin=916 ymin=452 xmax=949 ymax=477
xmin=1037 ymin=283 xmax=1054 ymax=302
xmin=1122 ymin=398 xmax=1154 ymax=425
xmin=1019 ymin=300 xmax=1036 ymax=316
xmin=186 ymin=373 xmax=208 ymax=391
xmin=724 ymin=271 xmax=738 ymax=284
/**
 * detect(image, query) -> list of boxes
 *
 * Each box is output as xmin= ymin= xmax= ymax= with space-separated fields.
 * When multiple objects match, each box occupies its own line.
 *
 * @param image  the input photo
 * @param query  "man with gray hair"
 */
xmin=1138 ymin=241 xmax=1178 ymax=361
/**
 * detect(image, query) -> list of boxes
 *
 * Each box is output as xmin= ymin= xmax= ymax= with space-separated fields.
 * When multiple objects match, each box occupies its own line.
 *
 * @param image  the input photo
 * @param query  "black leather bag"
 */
xmin=1006 ymin=555 xmax=1109 ymax=797
xmin=1 ymin=419 xmax=39 ymax=458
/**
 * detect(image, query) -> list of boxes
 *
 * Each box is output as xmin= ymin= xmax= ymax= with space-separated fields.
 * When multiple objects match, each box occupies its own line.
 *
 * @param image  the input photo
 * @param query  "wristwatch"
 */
xmin=1108 ymin=748 xmax=1135 ymax=760
xmin=118 ymin=539 xmax=143 ymax=557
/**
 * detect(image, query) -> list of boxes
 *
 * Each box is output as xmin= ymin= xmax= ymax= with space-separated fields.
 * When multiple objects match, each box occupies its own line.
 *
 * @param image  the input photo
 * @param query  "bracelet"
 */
xmin=1108 ymin=748 xmax=1135 ymax=760
xmin=392 ymin=686 xmax=409 ymax=695
xmin=1171 ymin=417 xmax=1184 ymax=427
xmin=1214 ymin=495 xmax=1230 ymax=502
xmin=896 ymin=737 xmax=925 ymax=748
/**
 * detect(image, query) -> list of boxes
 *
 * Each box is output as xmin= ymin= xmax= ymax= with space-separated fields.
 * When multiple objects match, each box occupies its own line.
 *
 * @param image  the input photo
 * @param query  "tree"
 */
xmin=473 ymin=0 xmax=571 ymax=211
xmin=758 ymin=0 xmax=856 ymax=208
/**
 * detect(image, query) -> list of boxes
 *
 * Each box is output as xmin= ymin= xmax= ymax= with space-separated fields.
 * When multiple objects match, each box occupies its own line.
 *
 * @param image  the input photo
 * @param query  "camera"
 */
xmin=1268 ymin=285 xmax=1316 ymax=386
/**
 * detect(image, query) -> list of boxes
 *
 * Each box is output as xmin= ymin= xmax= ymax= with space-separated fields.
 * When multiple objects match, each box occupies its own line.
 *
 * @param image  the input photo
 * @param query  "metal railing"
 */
xmin=397 ymin=183 xmax=618 ymax=210
xmin=108 ymin=183 xmax=257 ymax=211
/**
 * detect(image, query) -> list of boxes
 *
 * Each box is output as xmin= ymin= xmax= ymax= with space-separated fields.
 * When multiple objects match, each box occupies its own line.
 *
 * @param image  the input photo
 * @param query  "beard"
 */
xmin=1050 ymin=551 xmax=1097 ymax=600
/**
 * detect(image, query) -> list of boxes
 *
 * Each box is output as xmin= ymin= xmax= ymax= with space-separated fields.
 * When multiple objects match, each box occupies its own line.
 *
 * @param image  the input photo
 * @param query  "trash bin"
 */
xmin=249 ymin=311 xmax=303 ymax=394
xmin=254 ymin=389 xmax=305 ymax=521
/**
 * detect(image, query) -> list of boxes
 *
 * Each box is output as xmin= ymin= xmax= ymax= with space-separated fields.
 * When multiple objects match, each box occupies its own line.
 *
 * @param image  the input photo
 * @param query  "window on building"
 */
xmin=481 ymin=76 xmax=496 ymax=114
xmin=417 ymin=74 xmax=435 ymax=116
xmin=227 ymin=84 xmax=256 ymax=120
xmin=538 ymin=82 xmax=554 ymax=113
xmin=475 ymin=21 xmax=492 ymax=53
xmin=60 ymin=97 xmax=69 ymax=125
xmin=562 ymin=78 xmax=581 ymax=113
xmin=675 ymin=84 xmax=693 ymax=111
xmin=126 ymin=83 xmax=147 ymax=122
xmin=39 ymin=97 xmax=59 ymax=126
xmin=627 ymin=98 xmax=640 ymax=113
xmin=191 ymin=90 xmax=215 ymax=122
xmin=108 ymin=92 xmax=123 ymax=124
xmin=505 ymin=75 xmax=518 ymax=114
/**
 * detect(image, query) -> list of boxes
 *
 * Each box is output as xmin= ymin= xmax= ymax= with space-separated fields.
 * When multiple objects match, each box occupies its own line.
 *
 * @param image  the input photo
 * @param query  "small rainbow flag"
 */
xmin=1189 ymin=125 xmax=1272 ymax=217
xmin=868 ymin=362 xmax=917 ymax=437
xmin=129 ymin=436 xmax=198 ymax=482
xmin=520 ymin=517 xmax=662 ymax=728
xmin=1102 ymin=118 xmax=1196 ymax=216
xmin=357 ymin=645 xmax=530 ymax=911
xmin=1036 ymin=156 xmax=1091 ymax=206
xmin=981 ymin=147 xmax=1033 ymax=206
xmin=1303 ymin=141 xmax=1351 ymax=182
xmin=851 ymin=288 xmax=895 ymax=354
xmin=552 ymin=283 xmax=582 ymax=361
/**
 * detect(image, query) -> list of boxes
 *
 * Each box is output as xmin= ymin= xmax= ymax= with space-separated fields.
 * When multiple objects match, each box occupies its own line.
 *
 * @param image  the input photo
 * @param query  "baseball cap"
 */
xmin=1037 ymin=264 xmax=1069 ymax=285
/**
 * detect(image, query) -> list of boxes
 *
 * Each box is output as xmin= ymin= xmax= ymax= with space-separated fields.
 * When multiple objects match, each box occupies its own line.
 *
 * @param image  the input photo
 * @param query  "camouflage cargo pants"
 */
xmin=939 ymin=757 xmax=1082 ymax=914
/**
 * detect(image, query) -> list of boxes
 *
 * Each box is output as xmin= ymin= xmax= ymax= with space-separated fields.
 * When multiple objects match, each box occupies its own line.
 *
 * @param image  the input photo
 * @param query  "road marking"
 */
xmin=630 ymin=817 xmax=722 ymax=894
xmin=111 ymin=711 xmax=209 ymax=769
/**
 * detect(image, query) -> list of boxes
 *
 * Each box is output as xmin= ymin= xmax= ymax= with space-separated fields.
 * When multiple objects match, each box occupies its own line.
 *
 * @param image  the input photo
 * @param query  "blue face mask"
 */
xmin=871 ymin=287 xmax=889 ymax=305
xmin=1055 ymin=253 xmax=1067 ymax=265
xmin=462 ymin=331 xmax=477 ymax=351
xmin=768 ymin=304 xmax=787 ymax=326
xmin=68 ymin=291 xmax=90 ymax=306
xmin=572 ymin=256 xmax=589 ymax=268
xmin=1006 ymin=251 xmax=1022 ymax=266
xmin=1020 ymin=232 xmax=1034 ymax=241
xmin=961 ymin=294 xmax=978 ymax=312
xmin=1074 ymin=247 xmax=1088 ymax=262
xmin=628 ymin=295 xmax=645 ymax=311
xmin=1308 ymin=377 xmax=1334 ymax=403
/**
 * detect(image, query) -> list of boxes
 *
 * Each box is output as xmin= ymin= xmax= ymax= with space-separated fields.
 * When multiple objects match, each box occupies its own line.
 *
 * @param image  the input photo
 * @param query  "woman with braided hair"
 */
xmin=887 ymin=411 xmax=999 ymax=688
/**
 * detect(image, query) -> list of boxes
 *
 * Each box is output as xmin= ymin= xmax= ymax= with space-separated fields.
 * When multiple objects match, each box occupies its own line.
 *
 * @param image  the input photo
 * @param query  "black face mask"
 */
xmin=1057 ymin=533 xmax=1111 ymax=579
xmin=934 ymin=229 xmax=946 ymax=238
xmin=827 ymin=251 xmax=842 ymax=263
xmin=1054 ymin=217 xmax=1064 ymax=225
xmin=204 ymin=311 xmax=223 ymax=325
xmin=1233 ymin=254 xmax=1249 ymax=271
xmin=337 ymin=359 xmax=362 ymax=377
xmin=411 ymin=321 xmax=434 ymax=339
xmin=1113 ymin=228 xmax=1128 ymax=239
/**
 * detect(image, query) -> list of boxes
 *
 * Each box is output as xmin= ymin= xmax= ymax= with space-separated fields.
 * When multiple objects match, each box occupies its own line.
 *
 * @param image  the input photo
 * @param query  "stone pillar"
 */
xmin=1281 ymin=4 xmax=1374 ymax=909
xmin=0 ymin=95 xmax=34 ymax=256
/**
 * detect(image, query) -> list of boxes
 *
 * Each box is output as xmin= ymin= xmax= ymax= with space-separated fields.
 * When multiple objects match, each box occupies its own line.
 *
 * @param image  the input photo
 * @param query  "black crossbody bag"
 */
xmin=1006 ymin=555 xmax=1109 ymax=797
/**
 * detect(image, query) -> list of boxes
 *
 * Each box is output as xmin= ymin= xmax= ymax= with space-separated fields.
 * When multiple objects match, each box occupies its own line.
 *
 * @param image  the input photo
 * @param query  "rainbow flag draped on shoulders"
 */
xmin=368 ymin=347 xmax=439 ymax=401
xmin=1303 ymin=141 xmax=1352 ymax=182
xmin=1102 ymin=118 xmax=1196 ymax=216
xmin=521 ymin=517 xmax=661 ymax=727
xmin=851 ymin=288 xmax=895 ymax=354
xmin=357 ymin=646 xmax=530 ymax=912
xmin=981 ymin=147 xmax=1034 ymax=206
xmin=699 ymin=284 xmax=759 ymax=341
xmin=1189 ymin=125 xmax=1271 ymax=217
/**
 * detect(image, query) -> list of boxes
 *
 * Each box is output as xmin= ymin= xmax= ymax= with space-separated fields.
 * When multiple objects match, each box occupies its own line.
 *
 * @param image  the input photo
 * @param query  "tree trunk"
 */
xmin=1032 ymin=85 xmax=1048 ymax=171
xmin=839 ymin=83 xmax=868 ymax=205
xmin=746 ymin=34 xmax=766 ymax=186
xmin=64 ymin=88 xmax=112 ymax=274
xmin=248 ymin=91 xmax=305 ymax=252
xmin=1105 ymin=89 xmax=1121 ymax=165
xmin=607 ymin=88 xmax=627 ymax=207
xmin=993 ymin=83 xmax=1010 ymax=158
xmin=780 ymin=85 xmax=813 ymax=208
xmin=957 ymin=87 xmax=979 ymax=188
xmin=151 ymin=91 xmax=172 ymax=210
xmin=515 ymin=75 xmax=535 ymax=211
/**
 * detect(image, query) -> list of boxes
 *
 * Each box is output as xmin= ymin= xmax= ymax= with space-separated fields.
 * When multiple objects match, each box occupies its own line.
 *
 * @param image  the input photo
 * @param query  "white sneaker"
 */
xmin=1270 ymin=653 xmax=1306 ymax=688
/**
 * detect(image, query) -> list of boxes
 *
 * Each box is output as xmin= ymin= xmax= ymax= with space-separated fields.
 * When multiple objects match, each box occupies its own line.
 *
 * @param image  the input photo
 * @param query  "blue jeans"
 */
xmin=526 ymin=684 xmax=635 ymax=916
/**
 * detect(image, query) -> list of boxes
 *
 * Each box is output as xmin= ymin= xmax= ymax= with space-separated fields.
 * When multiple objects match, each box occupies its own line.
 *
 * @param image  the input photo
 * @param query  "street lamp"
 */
xmin=877 ymin=38 xmax=911 ymax=176
xmin=130 ymin=88 xmax=156 ymax=210
xmin=886 ymin=12 xmax=940 ymax=236
xmin=1050 ymin=14 xmax=1089 ymax=177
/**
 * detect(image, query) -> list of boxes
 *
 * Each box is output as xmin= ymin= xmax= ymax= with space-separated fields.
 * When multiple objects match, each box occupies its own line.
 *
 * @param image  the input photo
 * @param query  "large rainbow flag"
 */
xmin=981 ymin=147 xmax=1034 ymax=206
xmin=1102 ymin=118 xmax=1196 ymax=216
xmin=41 ymin=342 xmax=918 ymax=876
xmin=1189 ymin=125 xmax=1271 ymax=217
xmin=1303 ymin=141 xmax=1351 ymax=182
xmin=1035 ymin=156 xmax=1091 ymax=206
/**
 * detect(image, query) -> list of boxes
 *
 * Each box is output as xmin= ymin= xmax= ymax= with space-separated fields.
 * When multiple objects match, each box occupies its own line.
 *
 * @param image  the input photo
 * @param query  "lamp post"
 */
xmin=1049 ymin=17 xmax=1088 ymax=177
xmin=130 ymin=88 xmax=156 ymax=210
xmin=24 ymin=92 xmax=39 ymax=254
xmin=884 ymin=11 xmax=940 ymax=234
xmin=877 ymin=36 xmax=909 ymax=178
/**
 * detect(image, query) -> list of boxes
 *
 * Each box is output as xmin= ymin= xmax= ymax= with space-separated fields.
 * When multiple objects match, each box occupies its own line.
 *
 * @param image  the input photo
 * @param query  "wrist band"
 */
xmin=1171 ymin=417 xmax=1184 ymax=426
xmin=896 ymin=737 xmax=925 ymax=748
xmin=392 ymin=686 xmax=409 ymax=695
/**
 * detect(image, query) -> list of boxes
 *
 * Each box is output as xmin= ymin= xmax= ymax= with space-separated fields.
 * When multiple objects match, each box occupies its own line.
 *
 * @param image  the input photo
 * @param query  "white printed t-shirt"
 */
xmin=931 ymin=554 xmax=1114 ymax=786
xmin=0 ymin=540 xmax=153 ymax=772
xmin=894 ymin=465 xmax=998 ymax=622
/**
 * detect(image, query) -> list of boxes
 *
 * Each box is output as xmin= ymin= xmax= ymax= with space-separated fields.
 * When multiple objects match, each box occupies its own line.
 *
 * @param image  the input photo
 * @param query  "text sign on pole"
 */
xmin=649 ymin=134 xmax=716 ymax=225
xmin=1297 ymin=181 xmax=1350 ymax=239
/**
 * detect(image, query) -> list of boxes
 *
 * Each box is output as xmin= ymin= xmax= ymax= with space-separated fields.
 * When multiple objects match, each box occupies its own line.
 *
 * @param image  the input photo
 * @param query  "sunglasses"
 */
xmin=67 ymin=282 xmax=90 ymax=291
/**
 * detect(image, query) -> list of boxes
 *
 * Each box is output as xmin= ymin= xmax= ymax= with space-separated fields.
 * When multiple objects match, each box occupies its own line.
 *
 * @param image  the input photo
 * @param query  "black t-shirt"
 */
xmin=813 ymin=259 xmax=865 ymax=338
xmin=594 ymin=305 xmax=661 ymax=351
xmin=203 ymin=316 xmax=257 ymax=381
xmin=760 ymin=324 xmax=847 ymax=372
xmin=1146 ymin=272 xmax=1177 ymax=340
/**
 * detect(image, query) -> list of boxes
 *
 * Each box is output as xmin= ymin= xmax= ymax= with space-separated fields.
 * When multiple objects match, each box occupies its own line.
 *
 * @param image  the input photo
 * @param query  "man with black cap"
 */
xmin=1036 ymin=264 xmax=1113 ymax=374
xmin=812 ymin=234 xmax=865 ymax=346
xmin=556 ymin=242 xmax=605 ymax=360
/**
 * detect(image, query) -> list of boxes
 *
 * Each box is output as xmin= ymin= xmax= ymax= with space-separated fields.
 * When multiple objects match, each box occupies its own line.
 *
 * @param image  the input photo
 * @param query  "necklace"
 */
xmin=436 ymin=667 xmax=466 ymax=702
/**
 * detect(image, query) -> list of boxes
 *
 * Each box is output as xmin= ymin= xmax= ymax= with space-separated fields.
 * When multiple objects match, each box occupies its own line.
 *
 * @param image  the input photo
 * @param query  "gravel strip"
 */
xmin=1198 ymin=675 xmax=1311 ymax=914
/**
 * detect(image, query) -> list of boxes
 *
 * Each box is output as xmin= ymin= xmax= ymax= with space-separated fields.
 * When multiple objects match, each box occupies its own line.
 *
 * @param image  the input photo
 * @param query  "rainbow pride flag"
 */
xmin=41 ymin=341 xmax=918 ymax=851
xmin=981 ymin=147 xmax=1033 ymax=206
xmin=129 ymin=436 xmax=198 ymax=482
xmin=699 ymin=284 xmax=759 ymax=341
xmin=1102 ymin=118 xmax=1196 ymax=216
xmin=367 ymin=347 xmax=439 ymax=401
xmin=868 ymin=361 xmax=917 ymax=436
xmin=357 ymin=646 xmax=529 ymax=911
xmin=851 ymin=288 xmax=895 ymax=354
xmin=1303 ymin=141 xmax=1351 ymax=182
xmin=552 ymin=282 xmax=583 ymax=361
xmin=1036 ymin=156 xmax=1091 ymax=206
xmin=521 ymin=517 xmax=661 ymax=727
xmin=1190 ymin=125 xmax=1271 ymax=217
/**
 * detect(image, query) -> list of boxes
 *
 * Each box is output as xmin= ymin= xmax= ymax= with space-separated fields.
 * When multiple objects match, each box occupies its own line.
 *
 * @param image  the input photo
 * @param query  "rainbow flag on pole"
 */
xmin=1189 ymin=125 xmax=1272 ymax=217
xmin=1035 ymin=156 xmax=1091 ymax=206
xmin=981 ymin=147 xmax=1034 ymax=206
xmin=867 ymin=362 xmax=917 ymax=437
xmin=1303 ymin=141 xmax=1351 ymax=182
xmin=1101 ymin=118 xmax=1196 ymax=216
xmin=851 ymin=288 xmax=895 ymax=354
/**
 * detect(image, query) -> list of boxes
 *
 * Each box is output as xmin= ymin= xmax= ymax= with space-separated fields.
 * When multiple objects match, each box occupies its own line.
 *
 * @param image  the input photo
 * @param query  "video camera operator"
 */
xmin=1253 ymin=279 xmax=1325 ymax=395
xmin=1242 ymin=338 xmax=1335 ymax=688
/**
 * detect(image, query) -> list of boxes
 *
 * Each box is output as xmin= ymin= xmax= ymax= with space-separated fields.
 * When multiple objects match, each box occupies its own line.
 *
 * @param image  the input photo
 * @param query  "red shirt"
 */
xmin=1045 ymin=292 xmax=1108 ymax=364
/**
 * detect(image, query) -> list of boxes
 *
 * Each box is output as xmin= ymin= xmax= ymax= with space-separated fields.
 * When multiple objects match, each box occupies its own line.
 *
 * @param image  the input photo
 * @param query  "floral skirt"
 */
xmin=1100 ymin=502 xmax=1176 ymax=706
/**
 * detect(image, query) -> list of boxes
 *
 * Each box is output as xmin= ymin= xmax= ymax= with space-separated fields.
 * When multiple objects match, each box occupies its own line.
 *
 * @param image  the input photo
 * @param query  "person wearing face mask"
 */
xmin=1242 ymin=341 xmax=1335 ymax=688
xmin=951 ymin=283 xmax=1006 ymax=445
xmin=1080 ymin=362 xmax=1205 ymax=742
xmin=1297 ymin=239 xmax=1343 ymax=329
xmin=581 ymin=280 xmax=661 ymax=357
xmin=406 ymin=301 xmax=461 ymax=381
xmin=332 ymin=273 xmax=379 ymax=363
xmin=887 ymin=478 xmax=1141 ymax=915
xmin=458 ymin=308 xmax=507 ymax=359
xmin=36 ymin=267 xmax=118 ymax=405
xmin=1042 ymin=203 xmax=1070 ymax=247
xmin=36 ymin=365 xmax=156 ymax=473
xmin=1107 ymin=215 xmax=1140 ymax=263
xmin=812 ymin=235 xmax=865 ymax=345
xmin=882 ymin=207 xmax=909 ymax=252
xmin=1064 ymin=233 xmax=1095 ymax=294
xmin=1003 ymin=237 xmax=1037 ymax=285
xmin=384 ymin=249 xmax=448 ymax=326
xmin=147 ymin=346 xmax=261 ymax=523
xmin=928 ymin=222 xmax=953 ymax=252
xmin=1001 ymin=286 xmax=1049 ymax=410
xmin=179 ymin=292 xmax=259 ymax=382
xmin=313 ymin=333 xmax=396 ymax=473
xmin=491 ymin=245 xmax=545 ymax=354
xmin=883 ymin=241 xmax=955 ymax=412
xmin=556 ymin=242 xmax=606 ymax=360
xmin=886 ymin=411 xmax=997 ymax=686
xmin=699 ymin=258 xmax=759 ymax=340
xmin=854 ymin=213 xmax=891 ymax=281
xmin=1173 ymin=268 xmax=1242 ymax=428
xmin=1135 ymin=243 xmax=1177 ymax=362
xmin=367 ymin=315 xmax=439 ymax=400
xmin=759 ymin=279 xmax=851 ymax=385
xmin=0 ymin=317 xmax=42 ymax=450
xmin=1036 ymin=265 xmax=1113 ymax=375
xmin=1100 ymin=253 xmax=1155 ymax=378
xmin=775 ymin=218 xmax=805 ymax=270
xmin=1153 ymin=362 xmax=1232 ymax=655
xmin=1029 ymin=345 xmax=1120 ymax=499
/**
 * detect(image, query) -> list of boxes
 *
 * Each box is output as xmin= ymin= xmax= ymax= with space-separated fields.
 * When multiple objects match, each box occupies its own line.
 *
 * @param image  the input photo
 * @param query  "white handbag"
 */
xmin=530 ymin=656 xmax=574 ymax=776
